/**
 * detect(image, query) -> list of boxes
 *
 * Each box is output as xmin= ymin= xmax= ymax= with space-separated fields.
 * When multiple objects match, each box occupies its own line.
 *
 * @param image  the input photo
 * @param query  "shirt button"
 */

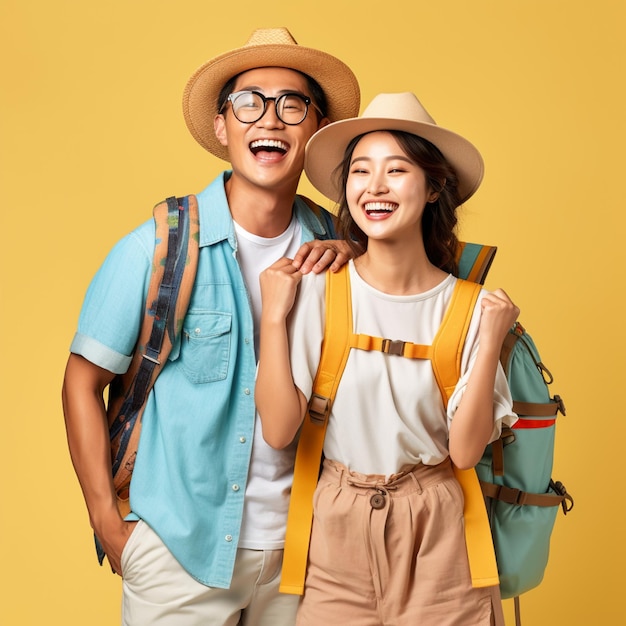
xmin=244 ymin=388 xmax=251 ymax=395
xmin=239 ymin=437 xmax=246 ymax=443
xmin=232 ymin=484 xmax=240 ymax=492
xmin=194 ymin=328 xmax=201 ymax=335
xmin=225 ymin=535 xmax=233 ymax=542
xmin=244 ymin=337 xmax=250 ymax=344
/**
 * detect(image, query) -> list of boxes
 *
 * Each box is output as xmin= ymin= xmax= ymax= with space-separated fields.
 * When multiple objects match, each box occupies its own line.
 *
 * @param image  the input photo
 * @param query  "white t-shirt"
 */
xmin=289 ymin=261 xmax=516 ymax=477
xmin=234 ymin=216 xmax=303 ymax=549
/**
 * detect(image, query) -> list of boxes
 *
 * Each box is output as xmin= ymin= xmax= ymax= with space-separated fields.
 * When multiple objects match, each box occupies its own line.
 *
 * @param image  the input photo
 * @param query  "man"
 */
xmin=62 ymin=27 xmax=360 ymax=625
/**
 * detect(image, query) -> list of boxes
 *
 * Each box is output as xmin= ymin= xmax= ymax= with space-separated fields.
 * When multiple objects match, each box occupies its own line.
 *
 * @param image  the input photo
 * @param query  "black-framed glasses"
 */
xmin=220 ymin=90 xmax=323 ymax=125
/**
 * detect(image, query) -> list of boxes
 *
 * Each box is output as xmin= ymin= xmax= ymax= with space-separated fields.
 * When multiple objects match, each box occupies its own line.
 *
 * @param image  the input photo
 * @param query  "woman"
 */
xmin=256 ymin=92 xmax=519 ymax=625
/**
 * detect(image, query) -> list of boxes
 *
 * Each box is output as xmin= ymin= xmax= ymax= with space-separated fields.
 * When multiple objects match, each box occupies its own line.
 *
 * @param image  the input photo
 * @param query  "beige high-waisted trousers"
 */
xmin=297 ymin=457 xmax=504 ymax=626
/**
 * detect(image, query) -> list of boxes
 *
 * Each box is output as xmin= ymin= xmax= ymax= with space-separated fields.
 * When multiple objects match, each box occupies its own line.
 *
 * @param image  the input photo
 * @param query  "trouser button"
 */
xmin=370 ymin=492 xmax=386 ymax=509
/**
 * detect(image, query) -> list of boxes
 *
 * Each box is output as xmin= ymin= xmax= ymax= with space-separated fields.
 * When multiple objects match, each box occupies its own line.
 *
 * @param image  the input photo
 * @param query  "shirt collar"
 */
xmin=195 ymin=172 xmax=329 ymax=248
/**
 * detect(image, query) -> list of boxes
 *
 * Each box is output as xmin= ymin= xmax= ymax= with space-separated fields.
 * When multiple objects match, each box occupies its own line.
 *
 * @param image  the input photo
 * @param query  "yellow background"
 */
xmin=1 ymin=0 xmax=624 ymax=623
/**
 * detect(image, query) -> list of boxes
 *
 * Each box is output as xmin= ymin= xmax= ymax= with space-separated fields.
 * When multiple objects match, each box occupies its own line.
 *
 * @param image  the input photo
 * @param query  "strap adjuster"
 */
xmin=490 ymin=484 xmax=528 ymax=505
xmin=141 ymin=353 xmax=161 ymax=365
xmin=308 ymin=394 xmax=330 ymax=425
xmin=554 ymin=394 xmax=567 ymax=416
xmin=381 ymin=339 xmax=406 ymax=356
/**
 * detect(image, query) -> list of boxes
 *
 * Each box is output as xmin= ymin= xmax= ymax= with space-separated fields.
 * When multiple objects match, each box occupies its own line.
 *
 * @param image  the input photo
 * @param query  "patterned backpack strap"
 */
xmin=107 ymin=195 xmax=200 ymax=518
xmin=280 ymin=264 xmax=352 ymax=594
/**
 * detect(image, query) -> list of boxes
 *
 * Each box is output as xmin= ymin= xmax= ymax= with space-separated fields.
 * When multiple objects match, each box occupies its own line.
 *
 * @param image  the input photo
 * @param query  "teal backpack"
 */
xmin=459 ymin=243 xmax=574 ymax=621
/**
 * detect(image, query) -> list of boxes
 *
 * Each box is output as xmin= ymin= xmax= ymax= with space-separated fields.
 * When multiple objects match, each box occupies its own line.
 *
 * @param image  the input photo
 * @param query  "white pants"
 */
xmin=121 ymin=520 xmax=298 ymax=626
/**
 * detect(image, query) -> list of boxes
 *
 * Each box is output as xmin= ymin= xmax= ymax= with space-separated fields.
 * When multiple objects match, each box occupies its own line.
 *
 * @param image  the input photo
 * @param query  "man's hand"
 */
xmin=62 ymin=354 xmax=137 ymax=578
xmin=292 ymin=239 xmax=353 ymax=274
xmin=95 ymin=514 xmax=138 ymax=576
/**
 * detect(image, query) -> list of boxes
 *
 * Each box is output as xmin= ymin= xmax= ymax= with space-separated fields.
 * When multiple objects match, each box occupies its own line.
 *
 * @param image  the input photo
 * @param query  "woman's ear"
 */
xmin=428 ymin=178 xmax=447 ymax=203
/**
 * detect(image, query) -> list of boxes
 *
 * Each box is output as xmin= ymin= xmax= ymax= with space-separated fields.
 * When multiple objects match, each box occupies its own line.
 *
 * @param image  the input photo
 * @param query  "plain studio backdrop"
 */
xmin=1 ymin=1 xmax=624 ymax=623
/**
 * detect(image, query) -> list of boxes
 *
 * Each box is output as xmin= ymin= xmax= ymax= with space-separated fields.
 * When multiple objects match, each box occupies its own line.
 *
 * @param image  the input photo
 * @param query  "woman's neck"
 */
xmin=354 ymin=240 xmax=448 ymax=295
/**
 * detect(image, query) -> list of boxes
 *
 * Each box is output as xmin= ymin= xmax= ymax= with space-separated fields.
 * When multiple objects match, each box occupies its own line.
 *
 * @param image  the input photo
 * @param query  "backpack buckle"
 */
xmin=493 ymin=485 xmax=527 ymax=505
xmin=551 ymin=480 xmax=574 ymax=514
xmin=381 ymin=339 xmax=406 ymax=356
xmin=141 ymin=353 xmax=161 ymax=365
xmin=308 ymin=394 xmax=330 ymax=425
xmin=554 ymin=394 xmax=567 ymax=416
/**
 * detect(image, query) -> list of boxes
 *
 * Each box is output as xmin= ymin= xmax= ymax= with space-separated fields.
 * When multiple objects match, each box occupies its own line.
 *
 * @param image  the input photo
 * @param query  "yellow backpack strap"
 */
xmin=431 ymin=279 xmax=482 ymax=401
xmin=454 ymin=464 xmax=500 ymax=587
xmin=432 ymin=278 xmax=500 ymax=588
xmin=280 ymin=265 xmax=353 ymax=594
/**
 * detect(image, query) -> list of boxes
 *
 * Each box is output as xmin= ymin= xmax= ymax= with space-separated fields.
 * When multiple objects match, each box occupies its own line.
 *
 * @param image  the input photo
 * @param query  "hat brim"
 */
xmin=183 ymin=45 xmax=360 ymax=160
xmin=305 ymin=117 xmax=484 ymax=210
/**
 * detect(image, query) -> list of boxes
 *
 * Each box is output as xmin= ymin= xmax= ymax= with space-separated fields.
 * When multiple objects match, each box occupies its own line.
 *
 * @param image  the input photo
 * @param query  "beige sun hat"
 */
xmin=305 ymin=92 xmax=484 ymax=206
xmin=182 ymin=27 xmax=360 ymax=160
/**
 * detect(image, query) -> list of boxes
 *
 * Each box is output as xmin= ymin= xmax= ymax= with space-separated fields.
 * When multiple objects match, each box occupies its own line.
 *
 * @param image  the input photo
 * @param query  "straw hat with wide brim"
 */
xmin=305 ymin=92 xmax=484 ymax=208
xmin=182 ymin=27 xmax=360 ymax=160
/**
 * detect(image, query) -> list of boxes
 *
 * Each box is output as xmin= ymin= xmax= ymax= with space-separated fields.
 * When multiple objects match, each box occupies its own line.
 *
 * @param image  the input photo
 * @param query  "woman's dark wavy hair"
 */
xmin=334 ymin=130 xmax=463 ymax=275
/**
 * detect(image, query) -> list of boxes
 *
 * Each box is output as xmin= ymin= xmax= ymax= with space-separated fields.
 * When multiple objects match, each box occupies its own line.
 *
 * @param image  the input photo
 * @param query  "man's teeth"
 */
xmin=250 ymin=139 xmax=288 ymax=151
xmin=365 ymin=202 xmax=395 ymax=213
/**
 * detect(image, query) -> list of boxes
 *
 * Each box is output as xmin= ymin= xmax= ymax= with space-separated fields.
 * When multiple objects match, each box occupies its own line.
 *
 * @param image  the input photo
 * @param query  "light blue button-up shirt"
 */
xmin=70 ymin=172 xmax=332 ymax=587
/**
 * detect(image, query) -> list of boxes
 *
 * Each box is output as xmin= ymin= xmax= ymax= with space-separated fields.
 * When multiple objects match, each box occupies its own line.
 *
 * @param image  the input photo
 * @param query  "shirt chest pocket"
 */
xmin=178 ymin=311 xmax=232 ymax=383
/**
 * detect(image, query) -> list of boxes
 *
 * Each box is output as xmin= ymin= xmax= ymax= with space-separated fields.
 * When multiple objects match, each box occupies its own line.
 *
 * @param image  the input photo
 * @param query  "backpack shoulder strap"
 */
xmin=280 ymin=264 xmax=352 ymax=595
xmin=297 ymin=193 xmax=322 ymax=217
xmin=107 ymin=195 xmax=200 ymax=516
xmin=306 ymin=265 xmax=354 ymax=426
xmin=431 ymin=278 xmax=482 ymax=403
xmin=456 ymin=241 xmax=497 ymax=284
xmin=430 ymin=278 xmax=500 ymax=588
xmin=297 ymin=193 xmax=337 ymax=240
